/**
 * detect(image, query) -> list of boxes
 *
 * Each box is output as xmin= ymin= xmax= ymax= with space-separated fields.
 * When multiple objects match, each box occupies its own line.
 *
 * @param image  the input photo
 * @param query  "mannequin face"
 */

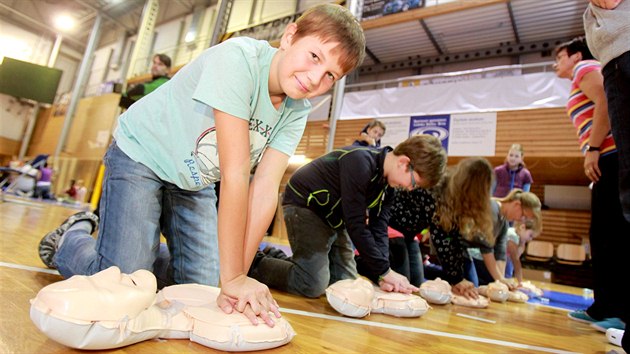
xmin=328 ymin=278 xmax=374 ymax=307
xmin=37 ymin=267 xmax=157 ymax=321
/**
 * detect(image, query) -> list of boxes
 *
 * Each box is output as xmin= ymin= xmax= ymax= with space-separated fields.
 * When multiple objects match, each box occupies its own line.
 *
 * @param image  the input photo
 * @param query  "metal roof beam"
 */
xmin=506 ymin=1 xmax=520 ymax=44
xmin=72 ymin=0 xmax=137 ymax=33
xmin=419 ymin=18 xmax=443 ymax=55
xmin=358 ymin=37 xmax=567 ymax=75
xmin=365 ymin=46 xmax=381 ymax=64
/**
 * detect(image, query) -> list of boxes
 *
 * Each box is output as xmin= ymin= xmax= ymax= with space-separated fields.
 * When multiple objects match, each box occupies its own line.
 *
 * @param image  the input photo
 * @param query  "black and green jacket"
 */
xmin=283 ymin=146 xmax=394 ymax=279
xmin=119 ymin=76 xmax=169 ymax=109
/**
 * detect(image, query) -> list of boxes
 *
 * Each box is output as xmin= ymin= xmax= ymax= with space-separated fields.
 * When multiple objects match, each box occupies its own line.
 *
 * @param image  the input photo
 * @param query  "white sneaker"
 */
xmin=606 ymin=328 xmax=624 ymax=347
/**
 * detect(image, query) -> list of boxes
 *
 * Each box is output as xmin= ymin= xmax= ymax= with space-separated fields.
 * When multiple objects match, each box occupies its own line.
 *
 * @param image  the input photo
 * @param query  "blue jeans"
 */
xmin=55 ymin=142 xmax=219 ymax=286
xmin=504 ymin=257 xmax=514 ymax=278
xmin=249 ymin=205 xmax=357 ymax=298
xmin=603 ymin=51 xmax=630 ymax=223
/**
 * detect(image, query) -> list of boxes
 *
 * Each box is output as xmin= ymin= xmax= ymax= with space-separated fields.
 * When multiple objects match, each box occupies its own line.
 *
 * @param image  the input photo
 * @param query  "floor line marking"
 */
xmin=0 ymin=262 xmax=60 ymax=275
xmin=279 ymin=307 xmax=579 ymax=354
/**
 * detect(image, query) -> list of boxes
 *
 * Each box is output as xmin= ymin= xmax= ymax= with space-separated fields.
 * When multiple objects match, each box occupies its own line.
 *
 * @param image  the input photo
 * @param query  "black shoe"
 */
xmin=38 ymin=211 xmax=99 ymax=268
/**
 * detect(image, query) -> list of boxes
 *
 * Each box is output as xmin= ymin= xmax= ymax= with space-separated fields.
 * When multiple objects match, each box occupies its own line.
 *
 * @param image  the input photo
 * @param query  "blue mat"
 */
xmin=527 ymin=290 xmax=594 ymax=311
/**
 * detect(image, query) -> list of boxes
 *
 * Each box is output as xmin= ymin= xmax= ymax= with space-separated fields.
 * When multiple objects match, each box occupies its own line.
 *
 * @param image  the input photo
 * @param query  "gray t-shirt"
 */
xmin=583 ymin=1 xmax=630 ymax=68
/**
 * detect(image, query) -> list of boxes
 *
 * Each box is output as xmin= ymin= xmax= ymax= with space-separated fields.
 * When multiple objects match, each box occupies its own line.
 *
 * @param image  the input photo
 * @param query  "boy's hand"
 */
xmin=452 ymin=279 xmax=478 ymax=299
xmin=378 ymin=270 xmax=419 ymax=293
xmin=217 ymin=275 xmax=281 ymax=327
xmin=358 ymin=132 xmax=376 ymax=146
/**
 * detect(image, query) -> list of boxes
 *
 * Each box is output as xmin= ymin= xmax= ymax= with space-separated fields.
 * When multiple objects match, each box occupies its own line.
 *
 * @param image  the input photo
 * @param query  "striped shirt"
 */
xmin=566 ymin=60 xmax=616 ymax=156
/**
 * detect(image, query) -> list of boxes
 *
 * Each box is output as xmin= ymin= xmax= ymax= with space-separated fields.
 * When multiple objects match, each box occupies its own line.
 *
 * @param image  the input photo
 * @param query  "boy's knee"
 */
xmin=296 ymin=278 xmax=328 ymax=298
xmin=299 ymin=285 xmax=326 ymax=299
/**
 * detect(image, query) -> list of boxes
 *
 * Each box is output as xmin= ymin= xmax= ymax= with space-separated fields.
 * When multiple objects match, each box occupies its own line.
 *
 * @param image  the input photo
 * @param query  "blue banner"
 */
xmin=409 ymin=114 xmax=451 ymax=151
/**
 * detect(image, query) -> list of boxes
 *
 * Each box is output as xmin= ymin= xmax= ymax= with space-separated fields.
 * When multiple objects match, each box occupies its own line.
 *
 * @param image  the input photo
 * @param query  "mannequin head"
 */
xmin=34 ymin=266 xmax=157 ymax=321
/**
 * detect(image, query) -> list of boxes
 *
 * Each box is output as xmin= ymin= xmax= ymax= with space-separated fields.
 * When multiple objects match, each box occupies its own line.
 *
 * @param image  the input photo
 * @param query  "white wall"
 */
xmin=0 ymin=94 xmax=32 ymax=140
xmin=0 ymin=21 xmax=52 ymax=65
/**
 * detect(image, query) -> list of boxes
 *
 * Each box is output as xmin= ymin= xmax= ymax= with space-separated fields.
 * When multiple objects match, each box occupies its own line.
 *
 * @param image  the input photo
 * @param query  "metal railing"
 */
xmin=345 ymin=61 xmax=555 ymax=92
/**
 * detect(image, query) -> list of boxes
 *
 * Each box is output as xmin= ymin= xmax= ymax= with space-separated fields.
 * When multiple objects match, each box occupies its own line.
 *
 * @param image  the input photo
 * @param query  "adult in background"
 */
xmin=584 ymin=1 xmax=630 ymax=348
xmin=554 ymin=36 xmax=628 ymax=334
xmin=353 ymin=119 xmax=386 ymax=147
xmin=119 ymin=53 xmax=172 ymax=109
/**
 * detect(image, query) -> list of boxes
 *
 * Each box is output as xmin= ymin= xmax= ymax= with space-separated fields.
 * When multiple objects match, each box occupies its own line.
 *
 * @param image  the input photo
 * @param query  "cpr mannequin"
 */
xmin=325 ymin=278 xmax=430 ymax=318
xmin=419 ymin=278 xmax=452 ymax=304
xmin=516 ymin=280 xmax=544 ymax=298
xmin=30 ymin=267 xmax=295 ymax=351
xmin=478 ymin=281 xmax=510 ymax=303
xmin=478 ymin=281 xmax=529 ymax=303
xmin=419 ymin=278 xmax=489 ymax=308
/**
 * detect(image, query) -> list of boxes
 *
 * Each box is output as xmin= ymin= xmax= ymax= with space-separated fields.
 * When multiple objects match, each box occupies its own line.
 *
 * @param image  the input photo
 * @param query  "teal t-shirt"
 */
xmin=114 ymin=37 xmax=311 ymax=190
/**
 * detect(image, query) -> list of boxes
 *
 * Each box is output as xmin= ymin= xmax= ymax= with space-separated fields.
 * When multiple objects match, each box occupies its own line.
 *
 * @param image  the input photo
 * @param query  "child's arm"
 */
xmin=243 ymin=148 xmax=289 ymax=268
xmin=508 ymin=241 xmax=525 ymax=285
xmin=430 ymin=226 xmax=478 ymax=298
xmin=481 ymin=253 xmax=515 ymax=289
xmin=213 ymin=110 xmax=280 ymax=327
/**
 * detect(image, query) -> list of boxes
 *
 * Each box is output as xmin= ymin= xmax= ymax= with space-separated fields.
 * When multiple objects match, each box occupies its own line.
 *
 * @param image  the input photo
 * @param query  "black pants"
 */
xmin=587 ymin=153 xmax=630 ymax=321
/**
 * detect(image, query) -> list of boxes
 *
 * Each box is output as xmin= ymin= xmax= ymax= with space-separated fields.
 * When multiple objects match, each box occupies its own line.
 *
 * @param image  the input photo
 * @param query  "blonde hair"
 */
xmin=496 ymin=189 xmax=542 ymax=234
xmin=393 ymin=134 xmax=447 ymax=188
xmin=434 ymin=157 xmax=494 ymax=241
xmin=292 ymin=4 xmax=366 ymax=74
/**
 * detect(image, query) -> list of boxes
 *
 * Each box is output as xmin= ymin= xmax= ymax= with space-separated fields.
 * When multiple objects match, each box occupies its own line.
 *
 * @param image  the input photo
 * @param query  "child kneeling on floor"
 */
xmin=248 ymin=135 xmax=446 ymax=298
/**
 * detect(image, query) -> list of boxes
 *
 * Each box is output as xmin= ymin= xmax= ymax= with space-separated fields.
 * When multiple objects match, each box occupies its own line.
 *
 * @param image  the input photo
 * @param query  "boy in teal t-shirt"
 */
xmin=38 ymin=3 xmax=365 ymax=327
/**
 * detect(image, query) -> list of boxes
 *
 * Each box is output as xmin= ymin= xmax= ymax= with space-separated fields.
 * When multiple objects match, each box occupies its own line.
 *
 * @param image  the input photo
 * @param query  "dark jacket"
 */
xmin=284 ymin=146 xmax=394 ymax=280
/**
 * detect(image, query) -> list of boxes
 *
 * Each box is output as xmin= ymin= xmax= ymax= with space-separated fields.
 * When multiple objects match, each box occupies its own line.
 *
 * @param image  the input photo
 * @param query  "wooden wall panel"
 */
xmin=0 ymin=136 xmax=20 ymax=160
xmin=539 ymin=209 xmax=590 ymax=246
xmin=294 ymin=121 xmax=329 ymax=160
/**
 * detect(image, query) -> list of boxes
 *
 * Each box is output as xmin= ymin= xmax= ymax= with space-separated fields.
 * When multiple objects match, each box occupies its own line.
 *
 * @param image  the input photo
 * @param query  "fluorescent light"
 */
xmin=53 ymin=14 xmax=76 ymax=31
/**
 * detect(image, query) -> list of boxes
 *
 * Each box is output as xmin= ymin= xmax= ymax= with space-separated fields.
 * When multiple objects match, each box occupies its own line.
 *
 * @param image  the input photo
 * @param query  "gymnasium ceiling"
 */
xmin=0 ymin=0 xmax=589 ymax=74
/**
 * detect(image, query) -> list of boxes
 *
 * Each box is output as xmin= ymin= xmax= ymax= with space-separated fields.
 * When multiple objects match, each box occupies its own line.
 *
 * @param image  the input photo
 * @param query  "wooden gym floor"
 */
xmin=0 ymin=194 xmax=623 ymax=354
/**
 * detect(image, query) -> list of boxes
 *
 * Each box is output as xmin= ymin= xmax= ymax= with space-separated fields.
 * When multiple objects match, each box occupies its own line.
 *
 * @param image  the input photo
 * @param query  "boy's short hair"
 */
xmin=292 ymin=3 xmax=366 ymax=74
xmin=393 ymin=134 xmax=447 ymax=188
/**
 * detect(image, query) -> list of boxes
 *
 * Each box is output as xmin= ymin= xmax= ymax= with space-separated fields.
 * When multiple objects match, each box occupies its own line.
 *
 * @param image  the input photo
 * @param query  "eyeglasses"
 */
xmin=409 ymin=163 xmax=416 ymax=189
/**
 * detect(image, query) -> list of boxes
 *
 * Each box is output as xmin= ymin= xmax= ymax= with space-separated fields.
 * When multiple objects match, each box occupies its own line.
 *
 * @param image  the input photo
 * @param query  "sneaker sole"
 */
xmin=37 ymin=211 xmax=99 ymax=269
xmin=591 ymin=323 xmax=608 ymax=332
xmin=567 ymin=313 xmax=596 ymax=324
xmin=38 ymin=230 xmax=61 ymax=269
